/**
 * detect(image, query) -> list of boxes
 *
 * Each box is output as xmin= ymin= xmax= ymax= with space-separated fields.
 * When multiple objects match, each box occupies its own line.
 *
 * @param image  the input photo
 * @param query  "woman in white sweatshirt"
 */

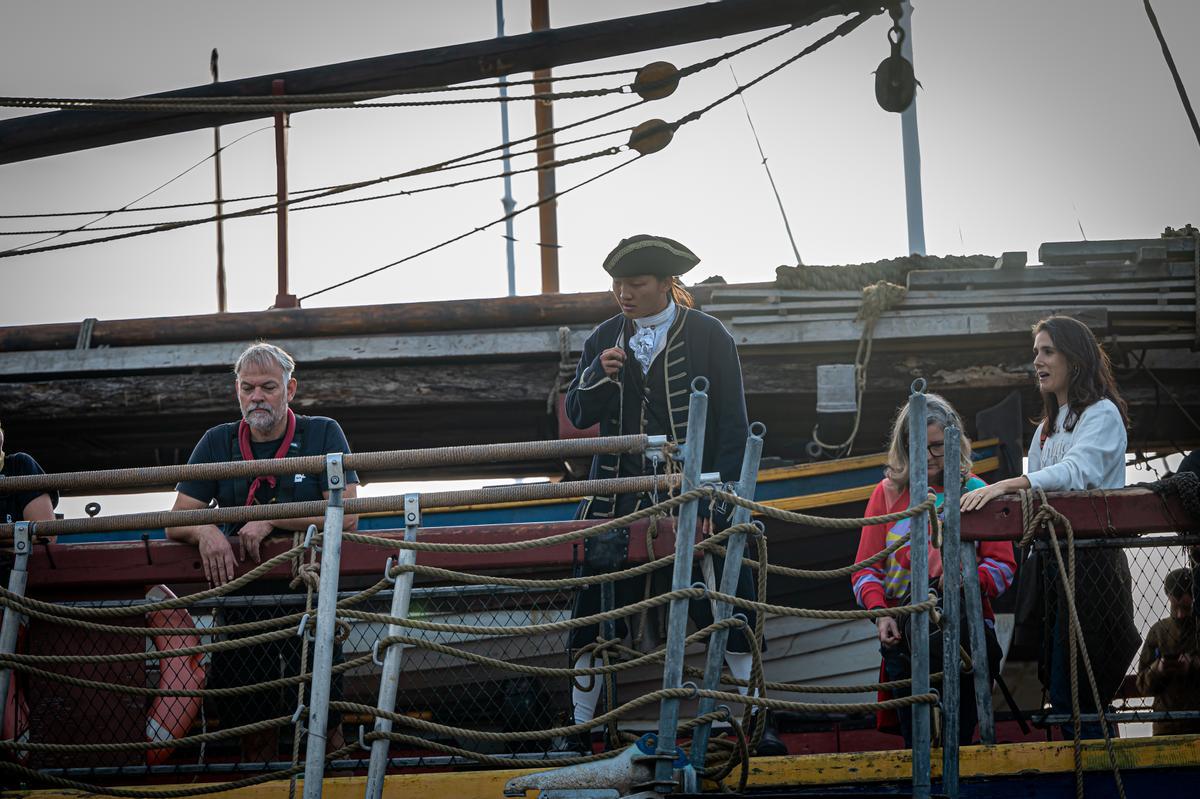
xmin=961 ymin=314 xmax=1140 ymax=739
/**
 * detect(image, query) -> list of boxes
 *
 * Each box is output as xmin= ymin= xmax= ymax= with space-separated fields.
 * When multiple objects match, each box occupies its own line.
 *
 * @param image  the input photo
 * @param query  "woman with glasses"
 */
xmin=850 ymin=393 xmax=1015 ymax=745
xmin=960 ymin=314 xmax=1140 ymax=740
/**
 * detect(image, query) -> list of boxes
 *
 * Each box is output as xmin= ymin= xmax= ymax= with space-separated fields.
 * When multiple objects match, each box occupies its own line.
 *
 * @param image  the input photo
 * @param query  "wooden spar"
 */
xmin=0 ymin=288 xmax=663 ymax=352
xmin=0 ymin=0 xmax=879 ymax=164
xmin=532 ymin=0 xmax=560 ymax=294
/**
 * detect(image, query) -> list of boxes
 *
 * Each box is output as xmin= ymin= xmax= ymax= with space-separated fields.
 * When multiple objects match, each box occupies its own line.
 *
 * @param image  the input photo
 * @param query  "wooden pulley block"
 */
xmin=628 ymin=119 xmax=673 ymax=155
xmin=633 ymin=61 xmax=680 ymax=100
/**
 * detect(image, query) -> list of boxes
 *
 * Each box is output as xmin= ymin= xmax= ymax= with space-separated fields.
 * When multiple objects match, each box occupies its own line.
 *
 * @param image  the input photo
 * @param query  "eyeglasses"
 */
xmin=927 ymin=442 xmax=946 ymax=458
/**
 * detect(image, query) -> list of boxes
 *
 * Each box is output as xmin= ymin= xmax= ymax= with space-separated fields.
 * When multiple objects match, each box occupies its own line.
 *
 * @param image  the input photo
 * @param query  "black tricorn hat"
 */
xmin=602 ymin=234 xmax=700 ymax=278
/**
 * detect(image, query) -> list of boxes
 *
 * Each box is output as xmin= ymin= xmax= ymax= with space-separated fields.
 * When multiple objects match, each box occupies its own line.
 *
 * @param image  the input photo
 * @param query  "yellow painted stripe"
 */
xmin=751 ymin=457 xmax=999 ymax=515
xmin=11 ymin=735 xmax=1197 ymax=799
xmin=756 ymin=438 xmax=1000 ymax=484
xmin=356 ymin=444 xmax=1001 ymax=519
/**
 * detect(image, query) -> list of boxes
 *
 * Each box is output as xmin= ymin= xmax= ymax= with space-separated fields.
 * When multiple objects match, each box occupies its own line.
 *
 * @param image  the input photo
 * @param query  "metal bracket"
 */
xmin=645 ymin=434 xmax=670 ymax=468
xmin=403 ymin=493 xmax=420 ymax=530
xmin=11 ymin=523 xmax=30 ymax=557
xmin=325 ymin=453 xmax=345 ymax=490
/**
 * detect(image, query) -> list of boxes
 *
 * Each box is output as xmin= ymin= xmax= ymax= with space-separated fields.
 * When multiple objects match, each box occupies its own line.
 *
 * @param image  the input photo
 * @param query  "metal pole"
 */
xmin=899 ymin=0 xmax=925 ymax=256
xmin=653 ymin=377 xmax=709 ymax=792
xmin=906 ymin=384 xmax=930 ymax=799
xmin=364 ymin=494 xmax=420 ymax=799
xmin=0 ymin=523 xmax=30 ymax=737
xmin=496 ymin=0 xmax=518 ymax=297
xmin=531 ymin=0 xmax=560 ymax=294
xmin=941 ymin=426 xmax=963 ymax=799
xmin=960 ymin=509 xmax=995 ymax=744
xmin=301 ymin=454 xmax=346 ymax=799
xmin=272 ymin=79 xmax=298 ymax=309
xmin=689 ymin=423 xmax=765 ymax=771
xmin=211 ymin=49 xmax=228 ymax=313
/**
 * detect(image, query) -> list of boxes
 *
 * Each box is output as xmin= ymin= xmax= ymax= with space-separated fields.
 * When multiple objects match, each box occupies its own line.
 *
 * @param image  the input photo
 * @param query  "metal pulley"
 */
xmin=628 ymin=119 xmax=673 ymax=155
xmin=875 ymin=6 xmax=917 ymax=113
xmin=632 ymin=61 xmax=680 ymax=100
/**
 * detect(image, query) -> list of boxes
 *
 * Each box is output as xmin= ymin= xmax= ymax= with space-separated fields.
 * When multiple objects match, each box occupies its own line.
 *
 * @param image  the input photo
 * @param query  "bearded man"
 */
xmin=166 ymin=342 xmax=358 ymax=762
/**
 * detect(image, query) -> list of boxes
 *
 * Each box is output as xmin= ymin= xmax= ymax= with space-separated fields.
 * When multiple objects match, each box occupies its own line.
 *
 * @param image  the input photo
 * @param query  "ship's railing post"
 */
xmin=961 ymin=509 xmax=995 ymax=743
xmin=941 ymin=425 xmax=963 ymax=799
xmin=907 ymin=382 xmax=931 ymax=799
xmin=653 ymin=377 xmax=709 ymax=793
xmin=688 ymin=422 xmax=765 ymax=772
xmin=0 ymin=522 xmax=31 ymax=738
xmin=301 ymin=454 xmax=346 ymax=799
xmin=363 ymin=493 xmax=420 ymax=799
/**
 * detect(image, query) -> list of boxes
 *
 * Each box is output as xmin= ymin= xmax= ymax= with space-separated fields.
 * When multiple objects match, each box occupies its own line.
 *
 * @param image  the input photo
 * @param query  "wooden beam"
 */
xmin=0 ymin=0 xmax=877 ymax=164
xmin=961 ymin=488 xmax=1197 ymax=541
xmin=0 ymin=290 xmax=624 ymax=353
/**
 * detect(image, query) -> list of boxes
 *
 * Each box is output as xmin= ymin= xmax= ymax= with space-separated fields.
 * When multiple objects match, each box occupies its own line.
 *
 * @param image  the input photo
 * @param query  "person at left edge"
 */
xmin=564 ymin=234 xmax=782 ymax=755
xmin=166 ymin=342 xmax=358 ymax=763
xmin=0 ymin=418 xmax=58 ymax=582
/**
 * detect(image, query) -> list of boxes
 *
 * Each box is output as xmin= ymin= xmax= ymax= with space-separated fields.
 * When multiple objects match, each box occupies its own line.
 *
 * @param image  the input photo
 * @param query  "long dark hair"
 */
xmin=1033 ymin=315 xmax=1129 ymax=436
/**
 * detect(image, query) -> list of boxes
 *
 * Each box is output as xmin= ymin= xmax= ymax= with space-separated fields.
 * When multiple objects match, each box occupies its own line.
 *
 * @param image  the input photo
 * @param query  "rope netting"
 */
xmin=0 ymin=479 xmax=941 ymax=795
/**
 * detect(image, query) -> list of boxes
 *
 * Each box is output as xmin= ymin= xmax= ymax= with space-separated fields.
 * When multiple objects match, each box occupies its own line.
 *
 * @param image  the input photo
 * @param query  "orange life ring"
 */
xmin=145 ymin=585 xmax=206 ymax=767
xmin=2 ymin=622 xmax=30 ymax=762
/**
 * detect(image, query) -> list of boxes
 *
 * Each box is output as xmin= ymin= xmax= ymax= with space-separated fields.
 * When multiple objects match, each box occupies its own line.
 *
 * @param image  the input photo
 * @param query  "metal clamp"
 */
xmin=698 ymin=471 xmax=722 ymax=485
xmin=325 ymin=453 xmax=345 ymax=489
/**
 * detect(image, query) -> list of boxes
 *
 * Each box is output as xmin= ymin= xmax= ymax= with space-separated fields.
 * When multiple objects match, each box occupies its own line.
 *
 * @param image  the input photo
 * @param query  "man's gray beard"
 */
xmin=243 ymin=408 xmax=283 ymax=433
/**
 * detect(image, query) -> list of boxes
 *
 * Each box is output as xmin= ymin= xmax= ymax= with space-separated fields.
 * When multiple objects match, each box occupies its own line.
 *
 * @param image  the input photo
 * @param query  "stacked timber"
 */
xmin=707 ymin=239 xmax=1197 ymax=352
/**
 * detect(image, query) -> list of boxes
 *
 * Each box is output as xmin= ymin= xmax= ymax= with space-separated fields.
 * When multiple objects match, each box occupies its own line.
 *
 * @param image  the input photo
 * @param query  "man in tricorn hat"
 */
xmin=563 ymin=234 xmax=783 ymax=755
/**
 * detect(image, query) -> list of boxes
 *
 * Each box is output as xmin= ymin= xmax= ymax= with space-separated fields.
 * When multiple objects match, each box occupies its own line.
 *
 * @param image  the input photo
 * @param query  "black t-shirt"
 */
xmin=176 ymin=415 xmax=359 ymax=510
xmin=1 ymin=452 xmax=59 ymax=524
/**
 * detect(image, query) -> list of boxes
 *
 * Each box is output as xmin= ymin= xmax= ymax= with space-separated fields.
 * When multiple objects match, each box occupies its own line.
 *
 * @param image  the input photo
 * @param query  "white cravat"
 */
xmin=628 ymin=301 xmax=676 ymax=374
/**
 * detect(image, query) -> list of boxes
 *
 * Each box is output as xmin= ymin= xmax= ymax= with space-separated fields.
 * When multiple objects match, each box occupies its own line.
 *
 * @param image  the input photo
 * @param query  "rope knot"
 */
xmin=288 ymin=562 xmax=320 ymax=591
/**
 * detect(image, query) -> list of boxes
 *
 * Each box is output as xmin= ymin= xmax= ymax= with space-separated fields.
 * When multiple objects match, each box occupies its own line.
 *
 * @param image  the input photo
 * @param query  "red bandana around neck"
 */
xmin=238 ymin=408 xmax=297 ymax=506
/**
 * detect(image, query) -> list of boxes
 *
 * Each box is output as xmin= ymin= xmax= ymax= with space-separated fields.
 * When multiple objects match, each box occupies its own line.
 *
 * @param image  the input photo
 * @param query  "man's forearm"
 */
xmin=165 ymin=523 xmax=223 ymax=546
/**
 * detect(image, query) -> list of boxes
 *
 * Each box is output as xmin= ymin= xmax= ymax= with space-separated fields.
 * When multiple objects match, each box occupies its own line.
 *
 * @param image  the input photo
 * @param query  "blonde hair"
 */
xmin=884 ymin=392 xmax=973 ymax=489
xmin=234 ymin=342 xmax=295 ymax=383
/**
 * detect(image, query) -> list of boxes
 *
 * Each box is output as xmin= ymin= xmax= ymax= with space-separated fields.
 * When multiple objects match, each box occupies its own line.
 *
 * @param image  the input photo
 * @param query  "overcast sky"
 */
xmin=1 ymin=0 xmax=1198 ymax=327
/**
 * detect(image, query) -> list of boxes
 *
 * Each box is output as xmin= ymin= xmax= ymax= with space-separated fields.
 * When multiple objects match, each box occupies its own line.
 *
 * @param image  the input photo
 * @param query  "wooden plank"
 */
xmin=723 ymin=307 xmax=1108 ymax=339
xmin=25 ymin=517 xmax=675 ymax=591
xmin=0 ymin=328 xmax=593 ymax=378
xmin=710 ymin=280 xmax=1193 ymax=303
xmin=0 ymin=0 xmax=868 ymax=164
xmin=725 ymin=304 xmax=1190 ymax=328
xmin=706 ymin=291 xmax=1194 ymax=316
xmin=1039 ymin=237 xmax=1197 ymax=265
xmin=907 ymin=262 xmax=1194 ymax=288
xmin=960 ymin=488 xmax=1197 ymax=541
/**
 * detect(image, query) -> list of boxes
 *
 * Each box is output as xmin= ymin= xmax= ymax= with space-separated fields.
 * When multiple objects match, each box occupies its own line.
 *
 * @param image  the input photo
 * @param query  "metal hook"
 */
xmin=716 ymin=704 xmax=733 ymax=722
xmin=357 ymin=725 xmax=372 ymax=751
xmin=383 ymin=556 xmax=398 ymax=585
xmin=295 ymin=613 xmax=311 ymax=638
xmin=751 ymin=520 xmax=767 ymax=535
xmin=292 ymin=705 xmax=306 ymax=724
xmin=302 ymin=524 xmax=318 ymax=549
xmin=690 ymin=581 xmax=708 ymax=597
xmin=681 ymin=681 xmax=700 ymax=699
xmin=372 ymin=638 xmax=390 ymax=667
